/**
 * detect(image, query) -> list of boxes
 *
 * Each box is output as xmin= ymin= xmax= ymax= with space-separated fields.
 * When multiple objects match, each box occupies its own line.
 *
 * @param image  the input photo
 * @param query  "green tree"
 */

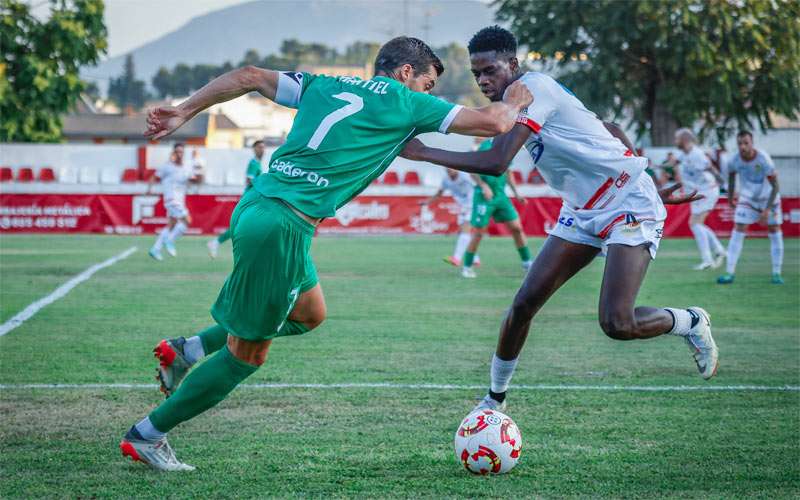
xmin=0 ymin=0 xmax=107 ymax=142
xmin=108 ymin=54 xmax=147 ymax=109
xmin=432 ymin=43 xmax=486 ymax=107
xmin=152 ymin=66 xmax=172 ymax=98
xmin=497 ymin=0 xmax=800 ymax=145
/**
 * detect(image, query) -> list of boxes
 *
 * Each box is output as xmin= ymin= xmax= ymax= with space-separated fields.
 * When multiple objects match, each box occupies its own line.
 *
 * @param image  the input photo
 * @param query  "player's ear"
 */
xmin=508 ymin=57 xmax=519 ymax=73
xmin=397 ymin=63 xmax=414 ymax=83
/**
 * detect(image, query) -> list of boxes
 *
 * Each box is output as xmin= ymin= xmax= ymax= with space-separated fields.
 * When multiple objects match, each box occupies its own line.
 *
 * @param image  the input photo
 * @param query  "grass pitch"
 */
xmin=0 ymin=234 xmax=798 ymax=498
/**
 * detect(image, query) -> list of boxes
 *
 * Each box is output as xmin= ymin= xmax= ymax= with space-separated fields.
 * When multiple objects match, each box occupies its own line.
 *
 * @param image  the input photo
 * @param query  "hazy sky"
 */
xmin=104 ymin=0 xmax=245 ymax=57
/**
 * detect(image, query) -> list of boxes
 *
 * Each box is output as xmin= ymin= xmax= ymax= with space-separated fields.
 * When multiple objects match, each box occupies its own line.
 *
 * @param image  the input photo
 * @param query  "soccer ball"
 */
xmin=454 ymin=408 xmax=522 ymax=475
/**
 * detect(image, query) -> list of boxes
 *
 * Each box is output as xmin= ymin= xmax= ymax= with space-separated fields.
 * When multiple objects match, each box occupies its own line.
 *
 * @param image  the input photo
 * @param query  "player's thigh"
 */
xmin=689 ymin=211 xmax=709 ymax=225
xmin=288 ymin=283 xmax=326 ymax=328
xmin=514 ymin=235 xmax=599 ymax=314
xmin=598 ymin=244 xmax=651 ymax=321
xmin=470 ymin=199 xmax=492 ymax=229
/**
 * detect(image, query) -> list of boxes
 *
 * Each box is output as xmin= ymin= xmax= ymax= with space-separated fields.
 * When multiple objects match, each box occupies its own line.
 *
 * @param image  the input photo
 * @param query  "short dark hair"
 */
xmin=374 ymin=37 xmax=444 ymax=77
xmin=173 ymin=142 xmax=185 ymax=150
xmin=468 ymin=25 xmax=517 ymax=56
xmin=737 ymin=130 xmax=753 ymax=139
xmin=252 ymin=140 xmax=265 ymax=148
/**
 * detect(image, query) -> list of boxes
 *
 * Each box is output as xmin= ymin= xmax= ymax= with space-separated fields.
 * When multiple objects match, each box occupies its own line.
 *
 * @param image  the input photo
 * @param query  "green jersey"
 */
xmin=246 ymin=157 xmax=263 ymax=182
xmin=476 ymin=138 xmax=508 ymax=195
xmin=254 ymin=72 xmax=460 ymax=218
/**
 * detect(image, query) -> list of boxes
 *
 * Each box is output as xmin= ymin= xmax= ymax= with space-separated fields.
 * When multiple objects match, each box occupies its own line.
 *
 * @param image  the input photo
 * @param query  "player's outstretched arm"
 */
xmin=447 ymin=80 xmax=532 ymax=137
xmin=401 ymin=124 xmax=531 ymax=176
xmin=145 ymin=66 xmax=279 ymax=140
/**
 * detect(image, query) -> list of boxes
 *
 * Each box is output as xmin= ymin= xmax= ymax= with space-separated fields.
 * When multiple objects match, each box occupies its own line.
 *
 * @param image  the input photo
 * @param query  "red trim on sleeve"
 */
xmin=582 ymin=177 xmax=614 ymax=210
xmin=516 ymin=114 xmax=542 ymax=133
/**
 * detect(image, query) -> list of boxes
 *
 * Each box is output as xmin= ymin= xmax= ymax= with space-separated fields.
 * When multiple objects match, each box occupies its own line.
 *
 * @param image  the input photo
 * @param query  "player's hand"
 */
xmin=481 ymin=185 xmax=494 ymax=201
xmin=503 ymin=80 xmax=533 ymax=110
xmin=400 ymin=138 xmax=426 ymax=161
xmin=759 ymin=209 xmax=770 ymax=225
xmin=144 ymin=106 xmax=190 ymax=140
xmin=658 ymin=182 xmax=704 ymax=205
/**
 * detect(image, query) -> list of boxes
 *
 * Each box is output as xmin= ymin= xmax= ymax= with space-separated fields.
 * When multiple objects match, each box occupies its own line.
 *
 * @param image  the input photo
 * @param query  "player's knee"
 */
xmin=510 ymin=292 xmax=536 ymax=321
xmin=599 ymin=312 xmax=636 ymax=340
xmin=303 ymin=306 xmax=326 ymax=331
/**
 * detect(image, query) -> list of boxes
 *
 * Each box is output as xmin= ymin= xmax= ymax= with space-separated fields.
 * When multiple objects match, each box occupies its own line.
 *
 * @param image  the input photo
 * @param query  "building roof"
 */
xmin=62 ymin=113 xmax=210 ymax=140
xmin=212 ymin=113 xmax=239 ymax=130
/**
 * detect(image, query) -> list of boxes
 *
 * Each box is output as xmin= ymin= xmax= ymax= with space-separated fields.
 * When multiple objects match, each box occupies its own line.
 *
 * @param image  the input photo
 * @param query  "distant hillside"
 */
xmin=83 ymin=0 xmax=497 ymax=89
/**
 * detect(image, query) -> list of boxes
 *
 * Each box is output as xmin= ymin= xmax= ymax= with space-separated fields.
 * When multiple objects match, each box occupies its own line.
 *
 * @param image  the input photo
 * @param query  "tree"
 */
xmin=152 ymin=66 xmax=172 ymax=98
xmin=432 ymin=43 xmax=486 ymax=107
xmin=108 ymin=54 xmax=147 ymax=109
xmin=0 ymin=0 xmax=107 ymax=142
xmin=497 ymin=0 xmax=800 ymax=145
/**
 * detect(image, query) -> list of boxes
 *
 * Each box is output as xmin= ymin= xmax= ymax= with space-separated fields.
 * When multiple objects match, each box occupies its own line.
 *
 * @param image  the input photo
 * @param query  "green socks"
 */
xmin=463 ymin=251 xmax=476 ymax=267
xmin=517 ymin=245 xmax=531 ymax=262
xmin=197 ymin=324 xmax=228 ymax=355
xmin=217 ymin=229 xmax=232 ymax=243
xmin=149 ymin=346 xmax=258 ymax=433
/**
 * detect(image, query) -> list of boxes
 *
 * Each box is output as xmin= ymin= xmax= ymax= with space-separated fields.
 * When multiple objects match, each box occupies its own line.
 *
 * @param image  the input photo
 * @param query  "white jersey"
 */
xmin=440 ymin=171 xmax=474 ymax=207
xmin=515 ymin=72 xmax=648 ymax=211
xmin=676 ymin=146 xmax=716 ymax=191
xmin=729 ymin=148 xmax=779 ymax=205
xmin=156 ymin=162 xmax=191 ymax=203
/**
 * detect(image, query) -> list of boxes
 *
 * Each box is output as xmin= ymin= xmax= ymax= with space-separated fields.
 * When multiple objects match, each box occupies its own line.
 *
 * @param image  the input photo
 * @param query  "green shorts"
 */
xmin=211 ymin=189 xmax=318 ymax=341
xmin=470 ymin=192 xmax=519 ymax=229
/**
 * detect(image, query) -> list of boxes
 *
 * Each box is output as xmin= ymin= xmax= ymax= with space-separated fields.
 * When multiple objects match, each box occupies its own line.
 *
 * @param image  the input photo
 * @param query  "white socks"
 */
xmin=664 ymin=308 xmax=693 ymax=336
xmin=453 ymin=232 xmax=471 ymax=261
xmin=690 ymin=224 xmax=712 ymax=263
xmin=183 ymin=336 xmax=205 ymax=365
xmin=153 ymin=227 xmax=170 ymax=250
xmin=490 ymin=354 xmax=518 ymax=394
xmin=769 ymin=231 xmax=784 ymax=275
xmin=168 ymin=221 xmax=187 ymax=244
xmin=726 ymin=230 xmax=746 ymax=274
xmin=135 ymin=416 xmax=165 ymax=441
xmin=703 ymin=225 xmax=725 ymax=255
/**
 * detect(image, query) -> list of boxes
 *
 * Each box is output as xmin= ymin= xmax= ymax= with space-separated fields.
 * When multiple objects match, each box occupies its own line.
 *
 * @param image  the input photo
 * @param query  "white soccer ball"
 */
xmin=454 ymin=408 xmax=522 ymax=475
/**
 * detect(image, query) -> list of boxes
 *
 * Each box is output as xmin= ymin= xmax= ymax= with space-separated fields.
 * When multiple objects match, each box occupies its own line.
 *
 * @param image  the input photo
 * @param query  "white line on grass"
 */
xmin=0 ymin=246 xmax=138 ymax=337
xmin=0 ymin=382 xmax=797 ymax=392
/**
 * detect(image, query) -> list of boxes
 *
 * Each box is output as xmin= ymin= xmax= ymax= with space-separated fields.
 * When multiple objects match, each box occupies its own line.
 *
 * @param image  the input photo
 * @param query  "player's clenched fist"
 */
xmin=503 ymin=80 xmax=533 ymax=110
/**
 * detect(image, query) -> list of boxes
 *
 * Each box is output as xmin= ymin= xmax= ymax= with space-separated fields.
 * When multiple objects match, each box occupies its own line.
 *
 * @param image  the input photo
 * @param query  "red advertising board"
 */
xmin=1 ymin=193 xmax=797 ymax=237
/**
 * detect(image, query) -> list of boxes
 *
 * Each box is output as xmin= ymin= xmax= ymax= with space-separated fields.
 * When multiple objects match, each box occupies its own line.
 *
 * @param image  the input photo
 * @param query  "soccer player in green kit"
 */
xmin=120 ymin=36 xmax=532 ymax=471
xmin=462 ymin=137 xmax=531 ymax=278
xmin=207 ymin=140 xmax=267 ymax=259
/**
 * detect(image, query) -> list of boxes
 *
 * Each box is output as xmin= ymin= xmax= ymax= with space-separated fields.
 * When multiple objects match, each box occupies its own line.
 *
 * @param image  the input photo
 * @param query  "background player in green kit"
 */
xmin=207 ymin=140 xmax=267 ymax=259
xmin=461 ymin=138 xmax=531 ymax=278
xmin=120 ymin=36 xmax=532 ymax=471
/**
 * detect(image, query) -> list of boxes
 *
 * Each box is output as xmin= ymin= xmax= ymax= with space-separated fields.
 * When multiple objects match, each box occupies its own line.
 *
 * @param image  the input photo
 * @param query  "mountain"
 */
xmin=83 ymin=0 xmax=497 ymax=89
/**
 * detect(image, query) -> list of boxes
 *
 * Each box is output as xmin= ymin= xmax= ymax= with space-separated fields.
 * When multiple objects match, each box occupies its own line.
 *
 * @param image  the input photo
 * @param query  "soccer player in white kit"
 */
xmin=401 ymin=27 xmax=719 ymax=411
xmin=671 ymin=129 xmax=726 ymax=269
xmin=421 ymin=168 xmax=481 ymax=266
xmin=147 ymin=143 xmax=202 ymax=261
xmin=718 ymin=130 xmax=784 ymax=284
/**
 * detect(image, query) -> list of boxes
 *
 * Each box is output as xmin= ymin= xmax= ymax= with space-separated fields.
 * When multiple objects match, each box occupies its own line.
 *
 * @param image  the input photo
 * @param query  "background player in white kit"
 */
xmin=718 ymin=130 xmax=784 ymax=285
xmin=147 ymin=143 xmax=202 ymax=261
xmin=421 ymin=168 xmax=481 ymax=267
xmin=670 ymin=129 xmax=726 ymax=270
xmin=401 ymin=26 xmax=719 ymax=411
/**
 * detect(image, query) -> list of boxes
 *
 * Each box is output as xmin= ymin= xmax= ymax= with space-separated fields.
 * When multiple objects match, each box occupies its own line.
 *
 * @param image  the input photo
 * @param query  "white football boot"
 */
xmin=472 ymin=393 xmax=507 ymax=413
xmin=684 ymin=307 xmax=718 ymax=380
xmin=461 ymin=267 xmax=477 ymax=279
xmin=692 ymin=261 xmax=713 ymax=271
xmin=153 ymin=338 xmax=193 ymax=397
xmin=148 ymin=247 xmax=163 ymax=261
xmin=712 ymin=251 xmax=726 ymax=269
xmin=121 ymin=428 xmax=195 ymax=471
xmin=165 ymin=242 xmax=177 ymax=257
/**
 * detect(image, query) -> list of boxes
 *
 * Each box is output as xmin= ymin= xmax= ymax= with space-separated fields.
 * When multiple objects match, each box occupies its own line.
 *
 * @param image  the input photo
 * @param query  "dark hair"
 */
xmin=252 ymin=140 xmax=265 ymax=148
xmin=374 ymin=37 xmax=444 ymax=77
xmin=737 ymin=130 xmax=753 ymax=139
xmin=173 ymin=142 xmax=185 ymax=150
xmin=468 ymin=25 xmax=517 ymax=56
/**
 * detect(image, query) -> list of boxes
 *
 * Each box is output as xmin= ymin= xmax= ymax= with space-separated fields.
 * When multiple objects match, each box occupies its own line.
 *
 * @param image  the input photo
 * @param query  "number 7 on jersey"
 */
xmin=307 ymin=92 xmax=364 ymax=150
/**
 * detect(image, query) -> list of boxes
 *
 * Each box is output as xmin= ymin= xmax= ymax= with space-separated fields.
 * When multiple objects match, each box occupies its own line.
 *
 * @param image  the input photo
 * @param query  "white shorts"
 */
xmin=690 ymin=187 xmax=720 ymax=215
xmin=549 ymin=174 xmax=666 ymax=259
xmin=457 ymin=203 xmax=472 ymax=226
xmin=734 ymin=198 xmax=782 ymax=226
xmin=165 ymin=199 xmax=189 ymax=219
